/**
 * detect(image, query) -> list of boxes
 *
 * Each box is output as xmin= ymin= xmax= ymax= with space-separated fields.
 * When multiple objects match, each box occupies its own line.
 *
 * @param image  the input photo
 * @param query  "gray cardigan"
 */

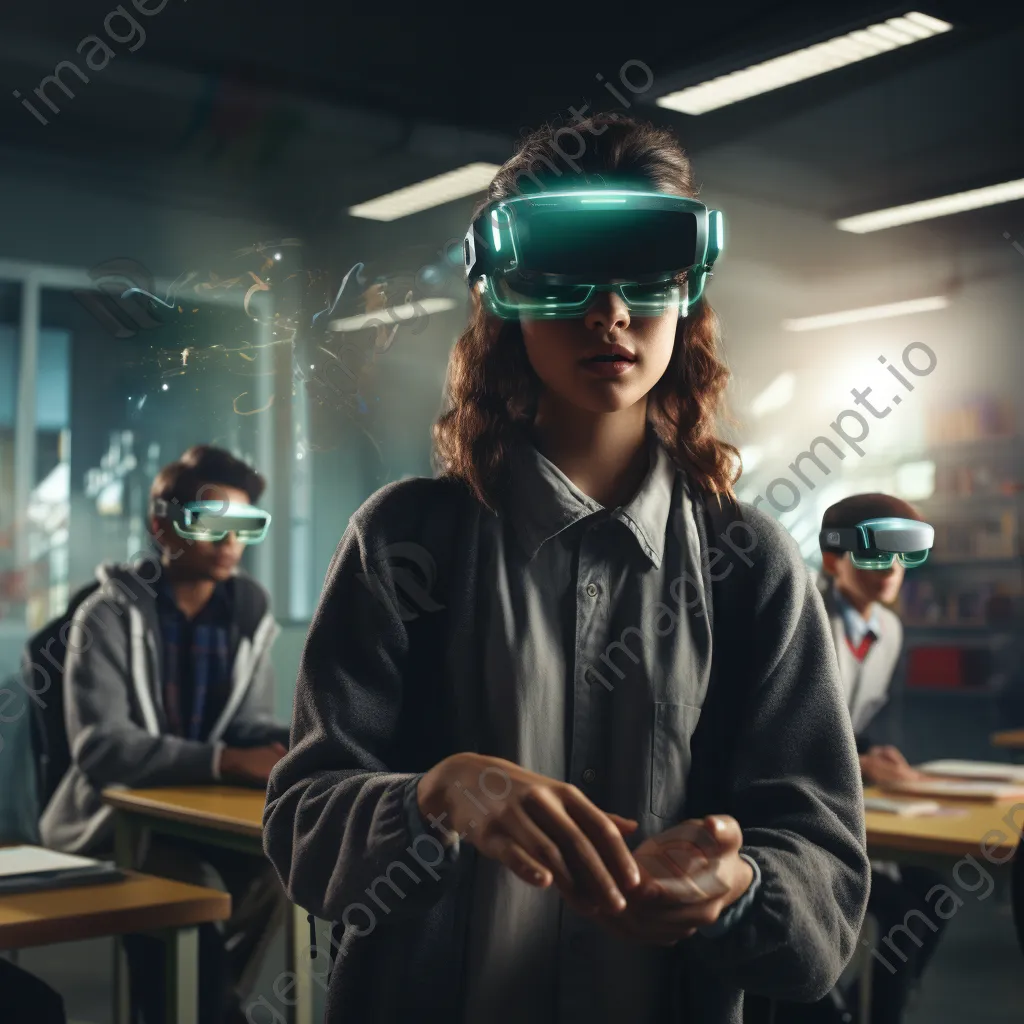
xmin=263 ymin=474 xmax=870 ymax=1023
xmin=41 ymin=560 xmax=286 ymax=855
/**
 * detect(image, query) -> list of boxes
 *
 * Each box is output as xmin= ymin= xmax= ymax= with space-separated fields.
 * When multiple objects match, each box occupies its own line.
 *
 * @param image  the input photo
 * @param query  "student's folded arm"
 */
xmin=65 ymin=596 xmax=221 ymax=789
xmin=687 ymin=515 xmax=870 ymax=1002
xmin=262 ymin=507 xmax=459 ymax=924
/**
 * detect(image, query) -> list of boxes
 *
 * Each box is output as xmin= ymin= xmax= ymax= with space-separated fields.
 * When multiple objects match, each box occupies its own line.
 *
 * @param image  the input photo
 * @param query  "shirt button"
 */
xmin=586 ymin=582 xmax=599 ymax=598
xmin=582 ymin=768 xmax=597 ymax=784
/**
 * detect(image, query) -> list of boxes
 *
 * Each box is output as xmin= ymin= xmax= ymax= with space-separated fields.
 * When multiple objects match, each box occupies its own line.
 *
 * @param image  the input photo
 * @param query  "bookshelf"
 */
xmin=886 ymin=398 xmax=1024 ymax=761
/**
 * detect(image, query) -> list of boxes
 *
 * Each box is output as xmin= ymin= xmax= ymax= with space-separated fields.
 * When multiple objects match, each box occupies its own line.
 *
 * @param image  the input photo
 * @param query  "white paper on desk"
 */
xmin=918 ymin=760 xmax=1024 ymax=784
xmin=0 ymin=846 xmax=102 ymax=879
xmin=885 ymin=778 xmax=1024 ymax=801
xmin=863 ymin=796 xmax=943 ymax=817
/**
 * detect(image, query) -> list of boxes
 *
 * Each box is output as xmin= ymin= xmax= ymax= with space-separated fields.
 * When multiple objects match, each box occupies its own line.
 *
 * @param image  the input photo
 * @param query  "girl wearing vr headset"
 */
xmin=264 ymin=113 xmax=870 ymax=1024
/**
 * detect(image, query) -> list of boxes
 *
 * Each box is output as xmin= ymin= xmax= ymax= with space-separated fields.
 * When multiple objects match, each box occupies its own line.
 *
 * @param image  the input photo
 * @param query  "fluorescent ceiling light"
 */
xmin=328 ymin=297 xmax=456 ymax=332
xmin=348 ymin=163 xmax=500 ymax=221
xmin=655 ymin=11 xmax=952 ymax=115
xmin=750 ymin=373 xmax=796 ymax=417
xmin=837 ymin=178 xmax=1024 ymax=233
xmin=782 ymin=295 xmax=948 ymax=332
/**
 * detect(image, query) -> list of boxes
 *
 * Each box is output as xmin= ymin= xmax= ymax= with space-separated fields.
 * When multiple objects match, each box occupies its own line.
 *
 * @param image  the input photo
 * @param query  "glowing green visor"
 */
xmin=463 ymin=189 xmax=724 ymax=319
xmin=154 ymin=499 xmax=272 ymax=544
xmin=819 ymin=517 xmax=934 ymax=570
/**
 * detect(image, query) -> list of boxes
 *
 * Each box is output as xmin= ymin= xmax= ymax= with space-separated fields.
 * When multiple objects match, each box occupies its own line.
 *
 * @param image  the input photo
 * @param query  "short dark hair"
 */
xmin=150 ymin=445 xmax=265 ymax=516
xmin=820 ymin=492 xmax=923 ymax=555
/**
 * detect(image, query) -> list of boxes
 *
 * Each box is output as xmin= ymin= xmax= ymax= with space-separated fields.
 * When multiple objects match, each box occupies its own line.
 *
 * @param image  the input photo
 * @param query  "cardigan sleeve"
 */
xmin=686 ymin=509 xmax=871 ymax=1002
xmin=262 ymin=483 xmax=463 ymax=923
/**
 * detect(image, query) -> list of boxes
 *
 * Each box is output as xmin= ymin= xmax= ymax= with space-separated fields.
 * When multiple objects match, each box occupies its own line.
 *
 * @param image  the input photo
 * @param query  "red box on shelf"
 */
xmin=906 ymin=647 xmax=965 ymax=689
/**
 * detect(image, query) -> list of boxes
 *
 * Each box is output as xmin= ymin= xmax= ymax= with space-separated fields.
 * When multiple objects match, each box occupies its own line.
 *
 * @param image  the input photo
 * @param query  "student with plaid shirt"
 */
xmin=40 ymin=445 xmax=290 ymax=1024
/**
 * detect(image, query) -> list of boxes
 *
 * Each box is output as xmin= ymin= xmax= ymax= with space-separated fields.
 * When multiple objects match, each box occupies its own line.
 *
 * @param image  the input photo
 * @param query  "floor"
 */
xmin=9 ymin=879 xmax=1023 ymax=1024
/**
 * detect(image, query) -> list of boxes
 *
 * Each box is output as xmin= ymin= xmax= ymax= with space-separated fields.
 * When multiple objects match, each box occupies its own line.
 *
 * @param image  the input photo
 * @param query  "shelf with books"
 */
xmin=924 ymin=398 xmax=1017 ymax=449
xmin=902 ymin=622 xmax=1002 ymax=633
xmin=903 ymin=640 xmax=1001 ymax=691
xmin=916 ymin=495 xmax=1021 ymax=518
xmin=899 ymin=576 xmax=1020 ymax=627
xmin=918 ymin=558 xmax=1022 ymax=571
xmin=902 ymin=684 xmax=998 ymax=697
xmin=923 ymin=435 xmax=1021 ymax=460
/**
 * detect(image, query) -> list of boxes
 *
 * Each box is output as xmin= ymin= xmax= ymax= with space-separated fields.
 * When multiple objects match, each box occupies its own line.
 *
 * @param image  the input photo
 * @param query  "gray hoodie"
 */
xmin=41 ymin=559 xmax=286 ymax=855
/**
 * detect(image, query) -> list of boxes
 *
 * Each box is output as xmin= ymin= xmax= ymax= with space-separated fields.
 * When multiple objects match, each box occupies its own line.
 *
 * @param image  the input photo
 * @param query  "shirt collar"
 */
xmin=833 ymin=584 xmax=883 ymax=647
xmin=155 ymin=570 xmax=233 ymax=623
xmin=503 ymin=429 xmax=677 ymax=569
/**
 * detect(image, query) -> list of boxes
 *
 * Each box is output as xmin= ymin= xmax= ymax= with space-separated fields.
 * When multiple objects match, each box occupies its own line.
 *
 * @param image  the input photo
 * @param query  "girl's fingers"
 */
xmin=561 ymin=789 xmax=642 ymax=897
xmin=702 ymin=815 xmax=742 ymax=854
xmin=526 ymin=794 xmax=628 ymax=912
xmin=607 ymin=813 xmax=640 ymax=835
xmin=484 ymin=832 xmax=554 ymax=888
xmin=502 ymin=805 xmax=576 ymax=893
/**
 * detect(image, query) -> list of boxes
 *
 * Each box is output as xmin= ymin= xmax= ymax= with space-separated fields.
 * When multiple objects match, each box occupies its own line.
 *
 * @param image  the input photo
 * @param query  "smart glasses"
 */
xmin=153 ymin=499 xmax=272 ymax=544
xmin=464 ymin=189 xmax=724 ymax=319
xmin=819 ymin=517 xmax=934 ymax=570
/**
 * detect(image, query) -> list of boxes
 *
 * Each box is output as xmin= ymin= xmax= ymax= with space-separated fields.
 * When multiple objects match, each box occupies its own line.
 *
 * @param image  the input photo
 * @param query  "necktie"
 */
xmin=846 ymin=629 xmax=877 ymax=662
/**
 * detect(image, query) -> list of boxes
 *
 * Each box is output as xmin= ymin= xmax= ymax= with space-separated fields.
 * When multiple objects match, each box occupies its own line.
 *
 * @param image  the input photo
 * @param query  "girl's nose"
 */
xmin=583 ymin=289 xmax=631 ymax=332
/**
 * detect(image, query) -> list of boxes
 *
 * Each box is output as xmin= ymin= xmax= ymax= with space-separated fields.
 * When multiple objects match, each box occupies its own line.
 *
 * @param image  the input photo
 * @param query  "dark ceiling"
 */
xmin=0 ymin=1 xmax=1021 ymax=276
xmin=0 ymin=0 xmax=1010 ymax=131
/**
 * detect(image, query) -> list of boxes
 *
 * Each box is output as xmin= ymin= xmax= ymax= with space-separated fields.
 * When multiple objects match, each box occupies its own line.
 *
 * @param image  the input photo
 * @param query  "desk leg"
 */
xmin=114 ymin=812 xmax=144 ymax=870
xmin=165 ymin=926 xmax=200 ymax=1024
xmin=112 ymin=813 xmax=140 ymax=1024
xmin=859 ymin=914 xmax=877 ymax=1024
xmin=285 ymin=903 xmax=316 ymax=1024
xmin=113 ymin=937 xmax=131 ymax=1024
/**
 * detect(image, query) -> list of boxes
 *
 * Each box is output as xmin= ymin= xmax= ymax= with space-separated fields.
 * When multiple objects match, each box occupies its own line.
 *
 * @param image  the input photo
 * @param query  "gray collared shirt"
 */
xmin=412 ymin=433 xmax=757 ymax=1024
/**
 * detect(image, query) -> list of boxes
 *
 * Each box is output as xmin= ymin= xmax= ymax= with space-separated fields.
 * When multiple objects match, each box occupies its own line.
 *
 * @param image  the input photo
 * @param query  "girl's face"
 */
xmin=519 ymin=290 xmax=679 ymax=414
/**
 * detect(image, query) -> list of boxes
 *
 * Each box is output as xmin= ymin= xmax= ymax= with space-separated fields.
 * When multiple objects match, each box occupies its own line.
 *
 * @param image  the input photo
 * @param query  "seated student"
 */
xmin=0 ymin=958 xmax=67 ymax=1024
xmin=39 ymin=444 xmax=290 ymax=1024
xmin=815 ymin=493 xmax=946 ymax=1023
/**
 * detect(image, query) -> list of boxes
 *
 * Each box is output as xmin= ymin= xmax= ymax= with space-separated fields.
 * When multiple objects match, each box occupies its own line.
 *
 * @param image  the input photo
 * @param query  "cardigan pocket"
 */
xmin=651 ymin=701 xmax=702 ymax=819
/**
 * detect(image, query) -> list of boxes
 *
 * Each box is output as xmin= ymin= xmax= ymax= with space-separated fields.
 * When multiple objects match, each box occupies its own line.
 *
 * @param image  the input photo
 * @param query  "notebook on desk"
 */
xmin=0 ymin=845 xmax=123 ymax=895
xmin=882 ymin=778 xmax=1024 ymax=802
xmin=918 ymin=760 xmax=1024 ymax=784
xmin=863 ymin=796 xmax=944 ymax=817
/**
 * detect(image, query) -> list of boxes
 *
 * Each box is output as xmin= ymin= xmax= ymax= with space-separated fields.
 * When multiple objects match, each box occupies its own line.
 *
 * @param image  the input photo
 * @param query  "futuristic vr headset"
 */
xmin=819 ymin=517 xmax=934 ymax=570
xmin=151 ymin=498 xmax=272 ymax=544
xmin=464 ymin=189 xmax=724 ymax=319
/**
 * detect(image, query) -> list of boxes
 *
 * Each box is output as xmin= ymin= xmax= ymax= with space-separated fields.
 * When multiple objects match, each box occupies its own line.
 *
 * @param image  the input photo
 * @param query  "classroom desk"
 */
xmin=0 ymin=870 xmax=229 ymax=1024
xmin=863 ymin=786 xmax=1023 ymax=862
xmin=856 ymin=789 xmax=1023 ymax=1021
xmin=992 ymin=729 xmax=1024 ymax=752
xmin=103 ymin=785 xmax=315 ymax=1024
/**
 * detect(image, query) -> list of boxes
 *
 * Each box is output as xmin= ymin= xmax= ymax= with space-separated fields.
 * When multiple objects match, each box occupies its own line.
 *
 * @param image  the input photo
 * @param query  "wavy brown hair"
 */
xmin=432 ymin=112 xmax=740 ymax=511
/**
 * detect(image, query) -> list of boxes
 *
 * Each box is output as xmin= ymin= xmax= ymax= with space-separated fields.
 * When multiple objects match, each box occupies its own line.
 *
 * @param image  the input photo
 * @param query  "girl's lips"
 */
xmin=581 ymin=357 xmax=636 ymax=378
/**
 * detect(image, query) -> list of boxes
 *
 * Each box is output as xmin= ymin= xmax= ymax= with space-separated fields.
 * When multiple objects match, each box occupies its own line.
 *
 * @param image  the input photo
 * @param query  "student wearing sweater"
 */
xmin=263 ymin=113 xmax=870 ymax=1024
xmin=817 ymin=493 xmax=947 ymax=1023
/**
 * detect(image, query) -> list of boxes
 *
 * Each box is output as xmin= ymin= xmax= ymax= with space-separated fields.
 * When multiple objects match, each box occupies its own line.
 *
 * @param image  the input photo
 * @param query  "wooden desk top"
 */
xmin=104 ymin=783 xmax=1022 ymax=862
xmin=0 ymin=871 xmax=230 ymax=950
xmin=103 ymin=786 xmax=266 ymax=838
xmin=992 ymin=729 xmax=1024 ymax=750
xmin=864 ymin=786 xmax=1023 ymax=859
